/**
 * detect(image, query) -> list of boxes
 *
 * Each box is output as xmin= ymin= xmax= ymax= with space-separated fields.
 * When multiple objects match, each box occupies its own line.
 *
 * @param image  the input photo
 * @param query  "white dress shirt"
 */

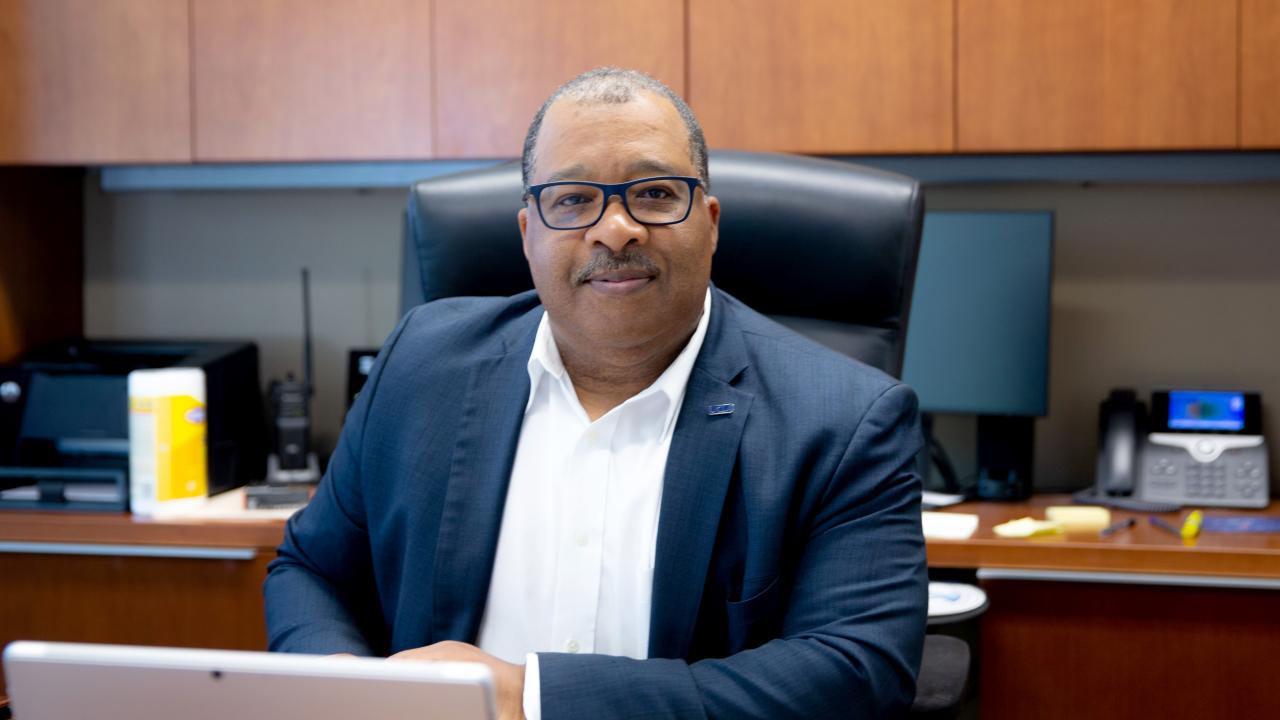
xmin=476 ymin=288 xmax=712 ymax=719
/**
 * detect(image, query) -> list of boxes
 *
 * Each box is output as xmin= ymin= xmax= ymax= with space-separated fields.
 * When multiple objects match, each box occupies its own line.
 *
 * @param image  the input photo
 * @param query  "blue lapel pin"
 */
xmin=707 ymin=403 xmax=735 ymax=416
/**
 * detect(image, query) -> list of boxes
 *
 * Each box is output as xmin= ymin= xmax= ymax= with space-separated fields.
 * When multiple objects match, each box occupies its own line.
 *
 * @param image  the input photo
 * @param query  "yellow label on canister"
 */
xmin=154 ymin=394 xmax=207 ymax=501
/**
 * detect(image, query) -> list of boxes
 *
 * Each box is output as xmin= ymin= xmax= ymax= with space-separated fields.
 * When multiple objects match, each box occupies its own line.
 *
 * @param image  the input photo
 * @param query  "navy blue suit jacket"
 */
xmin=265 ymin=288 xmax=928 ymax=718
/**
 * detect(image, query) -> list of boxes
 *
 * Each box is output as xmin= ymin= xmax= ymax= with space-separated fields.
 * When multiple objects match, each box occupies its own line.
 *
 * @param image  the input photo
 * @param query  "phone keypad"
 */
xmin=1175 ymin=461 xmax=1267 ymax=499
xmin=1186 ymin=462 xmax=1228 ymax=498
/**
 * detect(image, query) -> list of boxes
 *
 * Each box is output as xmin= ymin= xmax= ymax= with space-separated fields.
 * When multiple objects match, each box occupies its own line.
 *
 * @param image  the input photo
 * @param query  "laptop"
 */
xmin=3 ymin=641 xmax=495 ymax=720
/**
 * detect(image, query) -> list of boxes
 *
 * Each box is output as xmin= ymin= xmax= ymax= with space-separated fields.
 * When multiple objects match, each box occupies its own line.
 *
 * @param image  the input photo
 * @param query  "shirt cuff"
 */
xmin=522 ymin=652 xmax=541 ymax=720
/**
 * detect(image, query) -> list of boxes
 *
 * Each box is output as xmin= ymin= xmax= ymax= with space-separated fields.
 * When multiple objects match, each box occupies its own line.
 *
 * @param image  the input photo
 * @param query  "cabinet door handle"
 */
xmin=0 ymin=541 xmax=255 ymax=560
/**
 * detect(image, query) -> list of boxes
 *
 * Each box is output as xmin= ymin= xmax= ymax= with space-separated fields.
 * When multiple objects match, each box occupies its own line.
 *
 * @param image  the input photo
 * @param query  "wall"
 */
xmin=84 ymin=177 xmax=1280 ymax=490
xmin=83 ymin=178 xmax=404 ymax=455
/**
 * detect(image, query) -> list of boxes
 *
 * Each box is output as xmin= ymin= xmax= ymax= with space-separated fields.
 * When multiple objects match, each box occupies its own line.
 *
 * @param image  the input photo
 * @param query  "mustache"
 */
xmin=574 ymin=249 xmax=660 ymax=285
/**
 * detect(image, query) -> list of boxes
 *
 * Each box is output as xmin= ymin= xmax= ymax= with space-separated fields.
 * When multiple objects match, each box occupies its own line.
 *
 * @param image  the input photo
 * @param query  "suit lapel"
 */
xmin=430 ymin=314 xmax=537 ymax=643
xmin=649 ymin=291 xmax=753 ymax=658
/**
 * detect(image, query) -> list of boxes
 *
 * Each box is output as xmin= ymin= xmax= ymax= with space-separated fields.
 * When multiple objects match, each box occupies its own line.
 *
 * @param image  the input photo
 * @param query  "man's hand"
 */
xmin=388 ymin=641 xmax=525 ymax=720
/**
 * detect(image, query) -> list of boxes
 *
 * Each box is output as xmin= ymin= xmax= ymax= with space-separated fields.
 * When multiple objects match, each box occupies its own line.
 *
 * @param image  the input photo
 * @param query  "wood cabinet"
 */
xmin=432 ymin=0 xmax=685 ymax=159
xmin=957 ymin=0 xmax=1239 ymax=152
xmin=0 ymin=0 xmax=190 ymax=163
xmin=0 ymin=511 xmax=286 ymax=697
xmin=688 ymin=0 xmax=953 ymax=154
xmin=1 ymin=1 xmax=1275 ymax=163
xmin=978 ymin=580 xmax=1280 ymax=720
xmin=1242 ymin=0 xmax=1280 ymax=148
xmin=191 ymin=0 xmax=433 ymax=161
xmin=932 ymin=496 xmax=1280 ymax=719
xmin=0 ymin=552 xmax=275 ymax=697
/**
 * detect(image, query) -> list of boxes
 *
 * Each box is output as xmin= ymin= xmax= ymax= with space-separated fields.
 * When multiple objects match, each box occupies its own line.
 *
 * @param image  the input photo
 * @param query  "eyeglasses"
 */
xmin=526 ymin=176 xmax=704 ymax=231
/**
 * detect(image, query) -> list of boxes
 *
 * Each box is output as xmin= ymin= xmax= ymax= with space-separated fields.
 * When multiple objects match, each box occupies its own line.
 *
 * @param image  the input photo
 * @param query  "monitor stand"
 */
xmin=975 ymin=415 xmax=1035 ymax=500
xmin=918 ymin=413 xmax=961 ymax=493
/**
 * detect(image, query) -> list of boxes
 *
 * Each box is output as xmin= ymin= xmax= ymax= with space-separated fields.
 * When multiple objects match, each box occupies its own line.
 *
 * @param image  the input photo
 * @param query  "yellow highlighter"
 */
xmin=1181 ymin=510 xmax=1204 ymax=541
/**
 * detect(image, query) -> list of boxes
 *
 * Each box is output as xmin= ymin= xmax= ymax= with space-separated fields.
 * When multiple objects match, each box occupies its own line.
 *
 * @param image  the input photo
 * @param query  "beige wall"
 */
xmin=83 ymin=180 xmax=405 ymax=454
xmin=85 ymin=177 xmax=1280 ymax=491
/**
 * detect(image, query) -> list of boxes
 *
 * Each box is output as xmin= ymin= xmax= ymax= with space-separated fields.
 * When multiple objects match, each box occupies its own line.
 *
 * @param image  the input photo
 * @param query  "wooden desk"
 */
xmin=4 ymin=499 xmax=1279 ymax=718
xmin=0 ymin=510 xmax=286 ymax=697
xmin=928 ymin=495 xmax=1280 ymax=720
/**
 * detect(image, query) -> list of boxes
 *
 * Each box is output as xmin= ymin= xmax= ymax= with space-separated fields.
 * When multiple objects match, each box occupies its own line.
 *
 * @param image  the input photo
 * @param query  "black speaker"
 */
xmin=975 ymin=415 xmax=1035 ymax=500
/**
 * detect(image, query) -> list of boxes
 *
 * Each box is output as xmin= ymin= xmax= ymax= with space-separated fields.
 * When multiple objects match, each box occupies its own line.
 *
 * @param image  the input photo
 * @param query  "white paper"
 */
xmin=922 ymin=511 xmax=980 ymax=540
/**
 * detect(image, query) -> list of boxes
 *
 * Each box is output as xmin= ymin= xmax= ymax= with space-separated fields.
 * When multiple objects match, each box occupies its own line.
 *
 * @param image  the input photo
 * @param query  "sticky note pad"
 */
xmin=993 ymin=517 xmax=1064 ymax=538
xmin=1045 ymin=505 xmax=1112 ymax=533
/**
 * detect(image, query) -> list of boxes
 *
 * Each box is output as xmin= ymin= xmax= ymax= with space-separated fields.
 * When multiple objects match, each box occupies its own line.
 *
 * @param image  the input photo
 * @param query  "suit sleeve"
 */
xmin=262 ymin=308 xmax=417 ymax=656
xmin=536 ymin=383 xmax=929 ymax=719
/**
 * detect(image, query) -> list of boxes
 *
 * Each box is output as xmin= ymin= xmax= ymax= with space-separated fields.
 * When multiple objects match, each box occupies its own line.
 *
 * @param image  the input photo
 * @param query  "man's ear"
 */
xmin=518 ymin=207 xmax=531 ymax=261
xmin=705 ymin=195 xmax=721 ymax=254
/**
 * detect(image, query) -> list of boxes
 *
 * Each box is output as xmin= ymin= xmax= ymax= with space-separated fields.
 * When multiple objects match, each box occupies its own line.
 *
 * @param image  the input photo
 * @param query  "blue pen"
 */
xmin=1148 ymin=516 xmax=1183 ymax=538
xmin=1100 ymin=518 xmax=1136 ymax=537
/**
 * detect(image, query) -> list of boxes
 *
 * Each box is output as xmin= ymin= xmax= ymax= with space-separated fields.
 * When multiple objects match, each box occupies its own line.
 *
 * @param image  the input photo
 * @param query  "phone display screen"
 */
xmin=345 ymin=349 xmax=380 ymax=412
xmin=1166 ymin=391 xmax=1246 ymax=431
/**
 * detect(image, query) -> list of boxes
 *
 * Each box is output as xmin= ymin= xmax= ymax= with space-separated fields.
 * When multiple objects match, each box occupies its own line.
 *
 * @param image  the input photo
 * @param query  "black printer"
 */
xmin=0 ymin=339 xmax=268 ymax=511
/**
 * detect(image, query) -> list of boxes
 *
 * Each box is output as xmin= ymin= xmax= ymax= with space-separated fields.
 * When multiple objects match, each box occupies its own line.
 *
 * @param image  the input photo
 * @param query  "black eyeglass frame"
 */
xmin=525 ymin=175 xmax=705 ymax=231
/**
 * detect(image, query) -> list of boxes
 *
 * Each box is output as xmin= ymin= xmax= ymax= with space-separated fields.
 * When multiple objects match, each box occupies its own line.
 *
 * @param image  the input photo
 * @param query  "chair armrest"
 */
xmin=909 ymin=634 xmax=971 ymax=717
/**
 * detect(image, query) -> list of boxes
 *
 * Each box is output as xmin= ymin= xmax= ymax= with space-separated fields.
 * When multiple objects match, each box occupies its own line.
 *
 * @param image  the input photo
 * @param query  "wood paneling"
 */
xmin=0 ymin=552 xmax=273 ymax=697
xmin=192 ymin=0 xmax=433 ymax=161
xmin=979 ymin=581 xmax=1280 ymax=719
xmin=433 ymin=0 xmax=685 ymax=158
xmin=0 ymin=0 xmax=190 ymax=163
xmin=689 ymin=0 xmax=953 ymax=154
xmin=1242 ymin=0 xmax=1280 ymax=147
xmin=0 ymin=168 xmax=82 ymax=363
xmin=958 ymin=0 xmax=1238 ymax=151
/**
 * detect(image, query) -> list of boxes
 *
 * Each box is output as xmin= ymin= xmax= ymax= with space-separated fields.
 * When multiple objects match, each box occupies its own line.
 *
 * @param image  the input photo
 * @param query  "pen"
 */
xmin=1149 ymin=515 xmax=1183 ymax=538
xmin=1100 ymin=518 xmax=1136 ymax=536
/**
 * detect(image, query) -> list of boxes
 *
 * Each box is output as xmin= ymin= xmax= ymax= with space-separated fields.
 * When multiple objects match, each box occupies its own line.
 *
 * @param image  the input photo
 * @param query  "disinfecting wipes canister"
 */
xmin=128 ymin=367 xmax=208 ymax=515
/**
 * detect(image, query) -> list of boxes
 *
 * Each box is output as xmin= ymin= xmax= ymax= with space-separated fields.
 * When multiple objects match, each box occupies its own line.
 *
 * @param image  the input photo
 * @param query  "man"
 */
xmin=265 ymin=67 xmax=927 ymax=719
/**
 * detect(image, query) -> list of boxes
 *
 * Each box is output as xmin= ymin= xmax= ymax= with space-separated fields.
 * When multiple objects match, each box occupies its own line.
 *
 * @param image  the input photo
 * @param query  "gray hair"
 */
xmin=521 ymin=67 xmax=709 ymax=192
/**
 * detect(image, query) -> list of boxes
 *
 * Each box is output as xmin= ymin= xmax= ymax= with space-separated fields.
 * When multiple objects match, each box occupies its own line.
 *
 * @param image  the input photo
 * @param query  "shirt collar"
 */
xmin=525 ymin=288 xmax=713 ymax=430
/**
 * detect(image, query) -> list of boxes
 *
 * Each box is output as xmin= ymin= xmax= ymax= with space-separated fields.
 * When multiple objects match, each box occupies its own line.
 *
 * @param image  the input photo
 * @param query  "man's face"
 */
xmin=518 ymin=92 xmax=720 ymax=355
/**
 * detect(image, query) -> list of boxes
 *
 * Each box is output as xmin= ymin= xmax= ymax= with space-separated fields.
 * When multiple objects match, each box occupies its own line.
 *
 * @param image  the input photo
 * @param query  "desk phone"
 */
xmin=1139 ymin=390 xmax=1269 ymax=508
xmin=1089 ymin=389 xmax=1270 ymax=511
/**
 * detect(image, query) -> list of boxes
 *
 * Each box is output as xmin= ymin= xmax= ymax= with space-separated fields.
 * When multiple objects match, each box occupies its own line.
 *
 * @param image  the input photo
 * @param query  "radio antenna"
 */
xmin=260 ymin=267 xmax=320 ymax=485
xmin=301 ymin=267 xmax=313 ymax=399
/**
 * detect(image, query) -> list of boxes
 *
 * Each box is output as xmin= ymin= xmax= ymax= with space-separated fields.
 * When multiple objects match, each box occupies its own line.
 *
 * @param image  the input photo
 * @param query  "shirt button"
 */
xmin=566 ymin=639 xmax=579 ymax=653
xmin=575 ymin=533 xmax=589 ymax=547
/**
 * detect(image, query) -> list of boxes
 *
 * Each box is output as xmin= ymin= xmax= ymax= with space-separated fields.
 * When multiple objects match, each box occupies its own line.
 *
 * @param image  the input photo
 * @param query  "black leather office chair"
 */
xmin=403 ymin=150 xmax=920 ymax=378
xmin=402 ymin=150 xmax=966 ymax=715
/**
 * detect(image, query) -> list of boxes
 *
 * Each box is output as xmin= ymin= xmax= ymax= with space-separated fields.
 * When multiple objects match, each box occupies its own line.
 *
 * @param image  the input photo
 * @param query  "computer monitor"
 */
xmin=902 ymin=211 xmax=1054 ymax=498
xmin=903 ymin=211 xmax=1054 ymax=416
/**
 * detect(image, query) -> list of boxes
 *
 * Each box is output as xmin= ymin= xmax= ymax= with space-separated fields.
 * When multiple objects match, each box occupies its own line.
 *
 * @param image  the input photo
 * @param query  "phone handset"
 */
xmin=1097 ymin=389 xmax=1142 ymax=495
xmin=1074 ymin=388 xmax=1181 ymax=512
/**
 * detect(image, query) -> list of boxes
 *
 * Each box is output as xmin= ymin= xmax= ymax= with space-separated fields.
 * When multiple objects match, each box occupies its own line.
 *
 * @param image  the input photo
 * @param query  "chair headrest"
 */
xmin=404 ymin=150 xmax=923 ymax=375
